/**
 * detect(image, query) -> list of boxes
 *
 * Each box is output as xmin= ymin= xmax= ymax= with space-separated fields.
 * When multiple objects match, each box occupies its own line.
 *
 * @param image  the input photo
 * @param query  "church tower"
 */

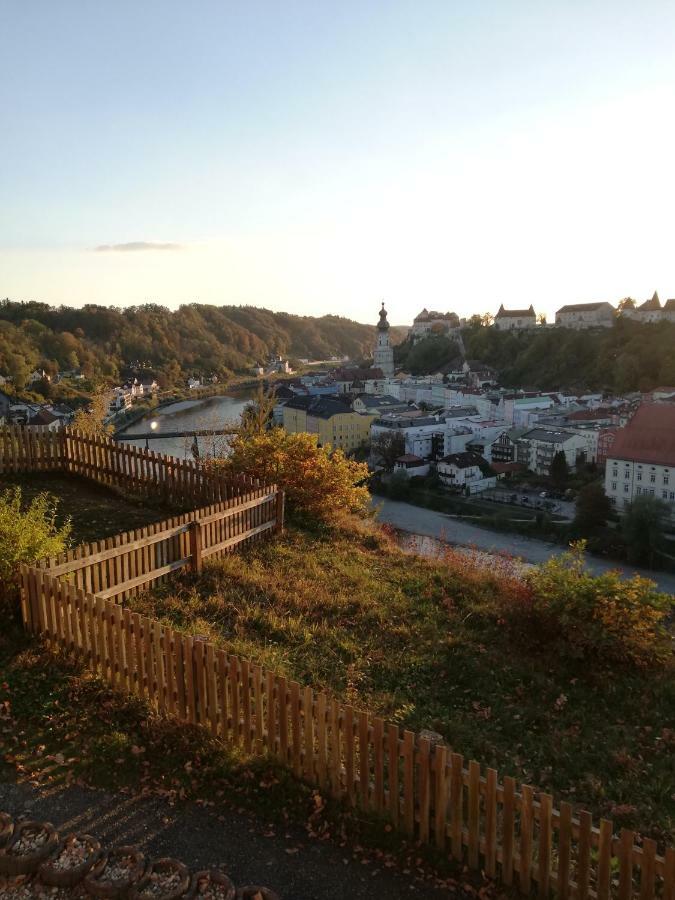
xmin=373 ymin=301 xmax=395 ymax=378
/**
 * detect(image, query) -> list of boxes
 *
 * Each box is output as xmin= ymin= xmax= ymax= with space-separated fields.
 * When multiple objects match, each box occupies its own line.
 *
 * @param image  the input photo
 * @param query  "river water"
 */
xmin=118 ymin=394 xmax=250 ymax=459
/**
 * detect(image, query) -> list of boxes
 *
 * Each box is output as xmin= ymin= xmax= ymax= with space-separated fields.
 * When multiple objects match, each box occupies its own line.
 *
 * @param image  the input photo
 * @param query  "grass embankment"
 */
xmin=0 ymin=472 xmax=173 ymax=544
xmin=127 ymin=519 xmax=675 ymax=844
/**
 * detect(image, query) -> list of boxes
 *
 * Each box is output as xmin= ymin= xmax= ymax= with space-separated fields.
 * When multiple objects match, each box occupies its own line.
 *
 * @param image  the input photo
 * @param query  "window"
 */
xmin=625 ymin=470 xmax=630 ymax=479
xmin=637 ymin=472 xmax=642 ymax=481
xmin=650 ymin=474 xmax=656 ymax=483
xmin=664 ymin=475 xmax=669 ymax=485
xmin=636 ymin=487 xmax=642 ymax=495
xmin=611 ymin=482 xmax=617 ymax=491
xmin=663 ymin=490 xmax=668 ymax=499
xmin=612 ymin=468 xmax=618 ymax=477
xmin=670 ymin=492 xmax=675 ymax=501
xmin=624 ymin=484 xmax=629 ymax=493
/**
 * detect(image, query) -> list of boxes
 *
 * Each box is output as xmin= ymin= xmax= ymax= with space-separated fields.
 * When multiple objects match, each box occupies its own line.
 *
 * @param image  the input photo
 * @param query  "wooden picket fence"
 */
xmin=0 ymin=424 xmax=259 ymax=505
xmin=21 ymin=490 xmax=282 ymax=619
xmin=20 ymin=559 xmax=675 ymax=899
xmin=7 ymin=425 xmax=675 ymax=898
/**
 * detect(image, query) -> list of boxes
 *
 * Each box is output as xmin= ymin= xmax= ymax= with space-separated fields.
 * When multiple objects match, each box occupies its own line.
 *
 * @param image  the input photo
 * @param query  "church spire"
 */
xmin=378 ymin=300 xmax=390 ymax=331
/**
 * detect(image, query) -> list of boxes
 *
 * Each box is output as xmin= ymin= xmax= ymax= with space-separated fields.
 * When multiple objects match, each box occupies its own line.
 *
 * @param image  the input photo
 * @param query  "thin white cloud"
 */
xmin=94 ymin=241 xmax=183 ymax=252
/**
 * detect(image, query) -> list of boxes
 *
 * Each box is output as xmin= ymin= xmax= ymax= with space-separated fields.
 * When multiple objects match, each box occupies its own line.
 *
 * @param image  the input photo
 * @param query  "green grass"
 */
xmin=126 ymin=519 xmax=675 ymax=844
xmin=0 ymin=472 xmax=173 ymax=545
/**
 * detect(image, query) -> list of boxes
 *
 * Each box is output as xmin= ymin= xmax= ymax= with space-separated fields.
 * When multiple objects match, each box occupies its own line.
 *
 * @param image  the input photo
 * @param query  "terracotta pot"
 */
xmin=84 ymin=845 xmax=146 ymax=899
xmin=130 ymin=857 xmax=190 ymax=900
xmin=0 ymin=812 xmax=13 ymax=848
xmin=0 ymin=820 xmax=59 ymax=876
xmin=235 ymin=887 xmax=280 ymax=900
xmin=39 ymin=832 xmax=102 ymax=888
xmin=188 ymin=870 xmax=236 ymax=900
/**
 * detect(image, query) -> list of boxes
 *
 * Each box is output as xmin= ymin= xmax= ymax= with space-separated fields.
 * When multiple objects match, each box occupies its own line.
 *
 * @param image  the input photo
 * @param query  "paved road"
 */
xmin=0 ymin=781 xmax=458 ymax=900
xmin=374 ymin=498 xmax=675 ymax=595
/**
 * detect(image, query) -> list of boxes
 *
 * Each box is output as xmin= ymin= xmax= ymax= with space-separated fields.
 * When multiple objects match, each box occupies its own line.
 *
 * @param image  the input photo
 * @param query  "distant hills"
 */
xmin=0 ymin=300 xmax=407 ymax=388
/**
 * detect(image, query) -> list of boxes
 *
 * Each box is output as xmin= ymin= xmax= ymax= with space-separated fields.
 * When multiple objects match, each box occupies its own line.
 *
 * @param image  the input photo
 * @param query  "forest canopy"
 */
xmin=0 ymin=300 xmax=406 ymax=389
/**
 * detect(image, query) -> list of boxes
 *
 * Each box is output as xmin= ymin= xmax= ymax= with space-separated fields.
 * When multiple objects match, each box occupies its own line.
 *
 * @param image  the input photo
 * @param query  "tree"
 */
xmin=549 ymin=451 xmax=569 ymax=488
xmin=573 ymin=482 xmax=612 ymax=535
xmin=210 ymin=428 xmax=371 ymax=522
xmin=622 ymin=496 xmax=669 ymax=567
xmin=239 ymin=384 xmax=277 ymax=438
xmin=72 ymin=391 xmax=112 ymax=435
xmin=370 ymin=431 xmax=405 ymax=470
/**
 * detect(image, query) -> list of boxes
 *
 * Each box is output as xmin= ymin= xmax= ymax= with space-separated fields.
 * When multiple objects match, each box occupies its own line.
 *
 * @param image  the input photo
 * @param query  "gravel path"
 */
xmin=0 ymin=781 xmax=458 ymax=900
xmin=374 ymin=497 xmax=675 ymax=594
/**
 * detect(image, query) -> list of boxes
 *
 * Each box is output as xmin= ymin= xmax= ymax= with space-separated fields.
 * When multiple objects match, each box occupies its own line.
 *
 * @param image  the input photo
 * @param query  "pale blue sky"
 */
xmin=2 ymin=1 xmax=675 ymax=323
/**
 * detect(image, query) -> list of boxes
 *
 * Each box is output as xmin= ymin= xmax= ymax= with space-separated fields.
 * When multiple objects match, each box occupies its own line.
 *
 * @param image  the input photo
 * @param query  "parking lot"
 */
xmin=480 ymin=488 xmax=576 ymax=520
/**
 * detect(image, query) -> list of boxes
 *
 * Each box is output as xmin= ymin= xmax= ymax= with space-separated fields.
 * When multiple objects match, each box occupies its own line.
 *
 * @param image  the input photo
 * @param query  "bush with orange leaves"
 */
xmin=497 ymin=543 xmax=672 ymax=668
xmin=209 ymin=427 xmax=371 ymax=522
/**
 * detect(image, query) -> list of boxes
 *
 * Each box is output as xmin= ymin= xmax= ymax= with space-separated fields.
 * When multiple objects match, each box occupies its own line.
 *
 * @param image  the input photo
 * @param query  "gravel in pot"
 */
xmin=0 ymin=822 xmax=59 ymax=877
xmin=188 ymin=870 xmax=235 ymax=900
xmin=129 ymin=858 xmax=190 ymax=900
xmin=235 ymin=888 xmax=280 ymax=900
xmin=39 ymin=833 xmax=101 ymax=888
xmin=83 ymin=846 xmax=145 ymax=899
xmin=0 ymin=813 xmax=13 ymax=849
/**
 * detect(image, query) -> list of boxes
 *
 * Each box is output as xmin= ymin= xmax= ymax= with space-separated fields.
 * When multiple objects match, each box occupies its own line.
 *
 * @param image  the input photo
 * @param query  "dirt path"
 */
xmin=0 ymin=781 xmax=459 ymax=900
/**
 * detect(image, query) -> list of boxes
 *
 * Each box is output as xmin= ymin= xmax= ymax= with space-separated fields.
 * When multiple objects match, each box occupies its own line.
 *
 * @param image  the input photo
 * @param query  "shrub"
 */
xmin=500 ymin=543 xmax=672 ymax=667
xmin=0 ymin=487 xmax=71 ymax=617
xmin=209 ymin=428 xmax=370 ymax=522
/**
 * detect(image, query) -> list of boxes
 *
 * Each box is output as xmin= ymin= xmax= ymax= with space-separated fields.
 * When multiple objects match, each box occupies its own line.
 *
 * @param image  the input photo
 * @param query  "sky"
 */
xmin=2 ymin=1 xmax=675 ymax=325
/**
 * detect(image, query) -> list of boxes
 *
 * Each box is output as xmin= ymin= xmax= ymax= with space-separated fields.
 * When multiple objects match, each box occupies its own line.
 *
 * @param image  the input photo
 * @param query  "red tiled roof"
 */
xmin=609 ymin=403 xmax=675 ymax=466
xmin=491 ymin=462 xmax=526 ymax=474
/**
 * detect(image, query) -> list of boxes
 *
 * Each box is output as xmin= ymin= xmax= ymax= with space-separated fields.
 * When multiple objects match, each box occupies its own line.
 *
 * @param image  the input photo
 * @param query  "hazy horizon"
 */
xmin=3 ymin=1 xmax=675 ymax=324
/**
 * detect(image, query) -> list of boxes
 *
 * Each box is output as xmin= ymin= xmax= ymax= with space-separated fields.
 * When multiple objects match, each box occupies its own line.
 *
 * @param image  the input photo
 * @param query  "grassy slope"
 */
xmin=0 ymin=472 xmax=174 ymax=544
xmin=127 ymin=521 xmax=675 ymax=844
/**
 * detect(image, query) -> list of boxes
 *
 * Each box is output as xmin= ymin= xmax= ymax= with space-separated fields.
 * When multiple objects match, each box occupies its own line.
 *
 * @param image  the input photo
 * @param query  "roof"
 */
xmin=638 ymin=292 xmax=661 ymax=311
xmin=413 ymin=310 xmax=458 ymax=322
xmin=610 ymin=403 xmax=675 ymax=466
xmin=334 ymin=368 xmax=384 ymax=381
xmin=491 ymin=461 xmax=526 ymax=474
xmin=521 ymin=428 xmax=577 ymax=444
xmin=396 ymin=454 xmax=425 ymax=464
xmin=495 ymin=305 xmax=535 ymax=318
xmin=308 ymin=397 xmax=362 ymax=420
xmin=30 ymin=409 xmax=59 ymax=426
xmin=663 ymin=299 xmax=675 ymax=311
xmin=356 ymin=394 xmax=406 ymax=409
xmin=556 ymin=302 xmax=614 ymax=314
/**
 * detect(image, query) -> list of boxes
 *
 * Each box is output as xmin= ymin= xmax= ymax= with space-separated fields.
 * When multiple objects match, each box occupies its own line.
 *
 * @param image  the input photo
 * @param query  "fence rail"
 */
xmin=20 ymin=562 xmax=675 ymax=900
xmin=0 ymin=424 xmax=259 ymax=505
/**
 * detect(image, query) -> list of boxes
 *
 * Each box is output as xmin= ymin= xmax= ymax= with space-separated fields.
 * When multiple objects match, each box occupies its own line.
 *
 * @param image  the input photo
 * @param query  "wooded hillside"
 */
xmin=462 ymin=319 xmax=675 ymax=392
xmin=0 ymin=300 xmax=406 ymax=389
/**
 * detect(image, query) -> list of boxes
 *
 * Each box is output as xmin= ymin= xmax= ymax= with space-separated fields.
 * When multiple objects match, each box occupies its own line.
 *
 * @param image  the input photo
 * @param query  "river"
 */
xmin=118 ymin=394 xmax=250 ymax=459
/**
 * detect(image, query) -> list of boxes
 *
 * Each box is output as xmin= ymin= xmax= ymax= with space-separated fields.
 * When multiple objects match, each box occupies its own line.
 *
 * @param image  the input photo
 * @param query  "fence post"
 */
xmin=275 ymin=489 xmax=285 ymax=534
xmin=189 ymin=520 xmax=203 ymax=573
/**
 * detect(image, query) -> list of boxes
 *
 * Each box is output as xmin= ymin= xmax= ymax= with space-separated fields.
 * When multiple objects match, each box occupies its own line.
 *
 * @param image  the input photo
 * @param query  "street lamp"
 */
xmin=146 ymin=419 xmax=158 ymax=450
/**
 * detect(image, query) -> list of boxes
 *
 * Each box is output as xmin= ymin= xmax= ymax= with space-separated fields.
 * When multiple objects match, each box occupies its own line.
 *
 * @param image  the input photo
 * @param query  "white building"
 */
xmin=371 ymin=412 xmax=446 ymax=460
xmin=517 ymin=428 xmax=588 ymax=475
xmin=604 ymin=404 xmax=675 ymax=516
xmin=493 ymin=305 xmax=537 ymax=331
xmin=437 ymin=451 xmax=498 ymax=494
xmin=373 ymin=302 xmax=395 ymax=378
xmin=555 ymin=302 xmax=615 ymax=329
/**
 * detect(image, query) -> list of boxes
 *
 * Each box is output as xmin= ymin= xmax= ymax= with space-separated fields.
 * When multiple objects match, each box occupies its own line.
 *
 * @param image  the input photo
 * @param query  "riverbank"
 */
xmin=374 ymin=497 xmax=675 ymax=594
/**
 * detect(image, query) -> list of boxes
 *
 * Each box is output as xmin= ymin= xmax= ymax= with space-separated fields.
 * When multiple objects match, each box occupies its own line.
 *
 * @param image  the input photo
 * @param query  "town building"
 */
xmin=409 ymin=309 xmax=460 ymax=342
xmin=493 ymin=305 xmax=537 ymax=331
xmin=371 ymin=412 xmax=446 ymax=460
xmin=373 ymin=302 xmax=395 ymax=378
xmin=604 ymin=404 xmax=675 ymax=516
xmin=437 ymin=451 xmax=498 ymax=494
xmin=28 ymin=408 xmax=61 ymax=431
xmin=555 ymin=302 xmax=615 ymax=328
xmin=393 ymin=454 xmax=430 ymax=478
xmin=490 ymin=428 xmax=528 ymax=464
xmin=282 ymin=395 xmax=375 ymax=453
xmin=517 ymin=428 xmax=588 ymax=475
xmin=352 ymin=394 xmax=410 ymax=415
